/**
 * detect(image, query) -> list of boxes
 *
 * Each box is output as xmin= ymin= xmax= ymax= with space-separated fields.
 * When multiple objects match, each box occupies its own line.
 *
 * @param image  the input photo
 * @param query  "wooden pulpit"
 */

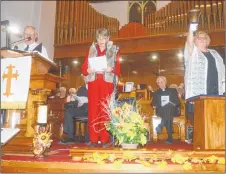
xmin=1 ymin=50 xmax=64 ymax=152
xmin=187 ymin=95 xmax=225 ymax=150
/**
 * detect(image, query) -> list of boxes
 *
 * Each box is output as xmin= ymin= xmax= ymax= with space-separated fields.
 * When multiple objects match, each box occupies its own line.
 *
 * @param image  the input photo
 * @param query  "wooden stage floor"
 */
xmin=1 ymin=139 xmax=225 ymax=173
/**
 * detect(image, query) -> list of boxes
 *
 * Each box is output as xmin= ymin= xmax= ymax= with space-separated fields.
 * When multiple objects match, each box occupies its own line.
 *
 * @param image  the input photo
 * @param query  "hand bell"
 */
xmin=188 ymin=9 xmax=201 ymax=24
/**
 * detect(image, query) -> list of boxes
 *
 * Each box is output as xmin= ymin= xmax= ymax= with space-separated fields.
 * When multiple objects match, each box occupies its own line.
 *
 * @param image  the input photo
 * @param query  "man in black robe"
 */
xmin=152 ymin=76 xmax=180 ymax=144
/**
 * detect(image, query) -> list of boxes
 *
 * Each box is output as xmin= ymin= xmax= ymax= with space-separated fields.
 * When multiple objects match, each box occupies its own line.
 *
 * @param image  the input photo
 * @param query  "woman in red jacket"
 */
xmin=81 ymin=28 xmax=120 ymax=147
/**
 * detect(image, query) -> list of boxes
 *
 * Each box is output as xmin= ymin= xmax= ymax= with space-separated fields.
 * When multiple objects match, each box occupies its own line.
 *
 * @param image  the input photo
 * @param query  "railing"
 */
xmin=144 ymin=0 xmax=224 ymax=36
xmin=54 ymin=0 xmax=120 ymax=44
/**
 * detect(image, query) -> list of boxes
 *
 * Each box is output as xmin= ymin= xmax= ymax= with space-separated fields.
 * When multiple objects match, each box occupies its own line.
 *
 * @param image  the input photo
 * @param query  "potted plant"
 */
xmin=103 ymin=93 xmax=148 ymax=149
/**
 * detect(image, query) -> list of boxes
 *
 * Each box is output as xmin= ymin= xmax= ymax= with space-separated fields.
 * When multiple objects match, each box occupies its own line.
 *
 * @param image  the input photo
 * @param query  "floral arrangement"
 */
xmin=32 ymin=125 xmax=53 ymax=157
xmin=103 ymin=92 xmax=148 ymax=146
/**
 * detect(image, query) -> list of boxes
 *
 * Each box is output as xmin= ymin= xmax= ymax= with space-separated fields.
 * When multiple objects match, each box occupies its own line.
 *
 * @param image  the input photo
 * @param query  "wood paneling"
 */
xmin=119 ymin=23 xmax=148 ymax=38
xmin=187 ymin=96 xmax=225 ymax=150
xmin=47 ymin=97 xmax=66 ymax=139
xmin=54 ymin=29 xmax=225 ymax=59
xmin=57 ymin=42 xmax=224 ymax=90
xmin=2 ymin=137 xmax=33 ymax=153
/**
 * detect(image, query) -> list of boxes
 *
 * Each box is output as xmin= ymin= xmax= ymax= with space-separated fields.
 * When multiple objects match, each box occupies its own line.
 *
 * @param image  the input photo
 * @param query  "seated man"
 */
xmin=61 ymin=82 xmax=88 ymax=144
xmin=56 ymin=87 xmax=67 ymax=99
xmin=152 ymin=76 xmax=180 ymax=144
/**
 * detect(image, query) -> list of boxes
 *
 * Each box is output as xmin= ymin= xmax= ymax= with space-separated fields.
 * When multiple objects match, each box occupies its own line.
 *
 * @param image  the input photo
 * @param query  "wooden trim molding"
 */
xmin=54 ymin=29 xmax=225 ymax=59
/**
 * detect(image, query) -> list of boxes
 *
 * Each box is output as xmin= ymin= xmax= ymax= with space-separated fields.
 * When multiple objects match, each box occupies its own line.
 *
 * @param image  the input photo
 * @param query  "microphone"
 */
xmin=9 ymin=37 xmax=31 ymax=46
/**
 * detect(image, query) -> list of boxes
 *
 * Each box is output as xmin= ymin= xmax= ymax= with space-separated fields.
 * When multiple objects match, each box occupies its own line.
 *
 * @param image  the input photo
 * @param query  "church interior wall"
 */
xmin=1 ymin=1 xmax=171 ymax=60
xmin=38 ymin=1 xmax=56 ymax=59
xmin=1 ymin=1 xmax=41 ymax=50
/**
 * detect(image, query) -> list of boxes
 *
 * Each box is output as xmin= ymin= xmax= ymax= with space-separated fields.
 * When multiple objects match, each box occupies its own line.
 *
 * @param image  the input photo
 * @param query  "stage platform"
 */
xmin=1 ymin=139 xmax=225 ymax=173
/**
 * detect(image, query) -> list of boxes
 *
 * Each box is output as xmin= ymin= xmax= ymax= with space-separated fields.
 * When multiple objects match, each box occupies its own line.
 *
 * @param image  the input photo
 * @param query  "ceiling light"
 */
xmin=8 ymin=26 xmax=20 ymax=34
xmin=119 ymin=58 xmax=123 ymax=62
xmin=177 ymin=52 xmax=183 ymax=58
xmin=73 ymin=60 xmax=78 ymax=64
xmin=152 ymin=55 xmax=158 ymax=60
xmin=132 ymin=70 xmax=138 ymax=74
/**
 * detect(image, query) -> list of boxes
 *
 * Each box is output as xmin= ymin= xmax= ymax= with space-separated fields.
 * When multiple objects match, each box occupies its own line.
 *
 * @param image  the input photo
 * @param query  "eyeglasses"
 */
xmin=97 ymin=36 xmax=108 ymax=41
xmin=196 ymin=36 xmax=206 ymax=40
xmin=23 ymin=33 xmax=35 ymax=37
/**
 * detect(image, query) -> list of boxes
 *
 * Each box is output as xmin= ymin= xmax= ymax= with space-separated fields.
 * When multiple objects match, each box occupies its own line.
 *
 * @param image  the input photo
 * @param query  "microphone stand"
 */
xmin=9 ymin=37 xmax=31 ymax=46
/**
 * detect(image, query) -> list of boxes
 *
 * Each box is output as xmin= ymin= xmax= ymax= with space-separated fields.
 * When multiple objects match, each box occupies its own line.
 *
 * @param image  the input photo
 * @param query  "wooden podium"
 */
xmin=1 ymin=50 xmax=64 ymax=152
xmin=187 ymin=95 xmax=225 ymax=150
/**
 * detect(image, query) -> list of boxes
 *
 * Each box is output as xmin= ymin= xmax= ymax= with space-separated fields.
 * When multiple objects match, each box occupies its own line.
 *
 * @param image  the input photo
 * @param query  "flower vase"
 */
xmin=121 ymin=143 xmax=138 ymax=149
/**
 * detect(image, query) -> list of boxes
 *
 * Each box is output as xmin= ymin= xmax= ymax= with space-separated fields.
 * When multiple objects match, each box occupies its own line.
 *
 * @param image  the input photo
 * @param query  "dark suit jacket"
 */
xmin=77 ymin=86 xmax=88 ymax=97
xmin=152 ymin=88 xmax=180 ymax=120
xmin=76 ymin=86 xmax=88 ymax=110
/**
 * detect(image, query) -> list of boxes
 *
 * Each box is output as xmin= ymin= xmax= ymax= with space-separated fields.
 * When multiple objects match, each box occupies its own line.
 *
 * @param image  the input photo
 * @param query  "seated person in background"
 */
xmin=169 ymin=84 xmax=178 ymax=89
xmin=22 ymin=26 xmax=49 ymax=59
xmin=152 ymin=76 xmax=180 ymax=144
xmin=148 ymin=85 xmax=155 ymax=99
xmin=177 ymin=86 xmax=185 ymax=100
xmin=66 ymin=88 xmax=77 ymax=102
xmin=56 ymin=87 xmax=67 ymax=98
xmin=61 ymin=82 xmax=88 ymax=144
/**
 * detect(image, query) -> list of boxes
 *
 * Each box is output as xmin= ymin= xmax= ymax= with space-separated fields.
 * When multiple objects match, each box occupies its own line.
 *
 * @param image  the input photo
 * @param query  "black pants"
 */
xmin=157 ymin=119 xmax=173 ymax=142
xmin=63 ymin=107 xmax=88 ymax=140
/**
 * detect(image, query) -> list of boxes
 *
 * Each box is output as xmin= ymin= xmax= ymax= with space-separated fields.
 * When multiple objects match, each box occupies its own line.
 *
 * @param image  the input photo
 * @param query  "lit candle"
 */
xmin=37 ymin=105 xmax=48 ymax=124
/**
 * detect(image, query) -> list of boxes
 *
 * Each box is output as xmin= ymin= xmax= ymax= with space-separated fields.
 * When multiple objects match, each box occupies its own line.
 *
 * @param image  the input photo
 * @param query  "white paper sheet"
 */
xmin=161 ymin=95 xmax=169 ymax=107
xmin=124 ymin=82 xmax=134 ymax=92
xmin=88 ymin=56 xmax=107 ymax=72
xmin=1 ymin=128 xmax=20 ymax=145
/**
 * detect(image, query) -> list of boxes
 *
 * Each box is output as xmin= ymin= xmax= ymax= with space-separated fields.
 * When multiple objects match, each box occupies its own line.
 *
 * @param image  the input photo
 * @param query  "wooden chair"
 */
xmin=152 ymin=100 xmax=186 ymax=142
xmin=74 ymin=116 xmax=88 ymax=142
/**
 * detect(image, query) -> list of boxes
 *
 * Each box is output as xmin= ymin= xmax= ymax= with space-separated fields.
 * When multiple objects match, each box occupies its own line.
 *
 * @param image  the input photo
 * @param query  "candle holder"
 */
xmin=32 ymin=102 xmax=53 ymax=158
xmin=32 ymin=123 xmax=53 ymax=158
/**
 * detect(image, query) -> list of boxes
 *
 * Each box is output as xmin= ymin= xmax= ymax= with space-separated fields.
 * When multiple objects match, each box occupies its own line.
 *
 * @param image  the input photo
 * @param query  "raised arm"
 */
xmin=186 ymin=24 xmax=198 ymax=56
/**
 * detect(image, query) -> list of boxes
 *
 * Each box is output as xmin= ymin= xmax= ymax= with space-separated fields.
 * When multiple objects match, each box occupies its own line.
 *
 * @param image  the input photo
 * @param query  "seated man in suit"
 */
xmin=152 ymin=76 xmax=180 ymax=144
xmin=22 ymin=26 xmax=49 ymax=59
xmin=61 ymin=81 xmax=88 ymax=144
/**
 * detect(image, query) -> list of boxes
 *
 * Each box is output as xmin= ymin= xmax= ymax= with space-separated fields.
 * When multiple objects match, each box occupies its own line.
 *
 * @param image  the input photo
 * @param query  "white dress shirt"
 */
xmin=23 ymin=42 xmax=49 ymax=60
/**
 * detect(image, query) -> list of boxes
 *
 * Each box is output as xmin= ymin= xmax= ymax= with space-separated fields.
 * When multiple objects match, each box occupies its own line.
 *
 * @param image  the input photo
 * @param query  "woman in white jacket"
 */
xmin=184 ymin=25 xmax=225 ymax=99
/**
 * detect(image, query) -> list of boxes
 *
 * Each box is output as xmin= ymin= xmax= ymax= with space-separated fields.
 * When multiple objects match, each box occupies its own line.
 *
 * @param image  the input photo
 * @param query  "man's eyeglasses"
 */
xmin=23 ymin=33 xmax=35 ymax=37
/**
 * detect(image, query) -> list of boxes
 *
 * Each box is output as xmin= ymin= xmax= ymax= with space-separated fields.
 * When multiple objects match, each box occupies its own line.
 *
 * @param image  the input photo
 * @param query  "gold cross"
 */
xmin=2 ymin=64 xmax=19 ymax=97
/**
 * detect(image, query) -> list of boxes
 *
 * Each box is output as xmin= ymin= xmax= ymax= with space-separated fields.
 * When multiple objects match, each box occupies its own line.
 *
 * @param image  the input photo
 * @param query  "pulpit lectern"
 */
xmin=187 ymin=95 xmax=225 ymax=150
xmin=1 ymin=49 xmax=64 ymax=152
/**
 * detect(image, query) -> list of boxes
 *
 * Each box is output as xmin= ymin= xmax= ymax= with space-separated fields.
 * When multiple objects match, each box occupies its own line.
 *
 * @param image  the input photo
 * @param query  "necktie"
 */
xmin=24 ymin=45 xmax=29 ymax=51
